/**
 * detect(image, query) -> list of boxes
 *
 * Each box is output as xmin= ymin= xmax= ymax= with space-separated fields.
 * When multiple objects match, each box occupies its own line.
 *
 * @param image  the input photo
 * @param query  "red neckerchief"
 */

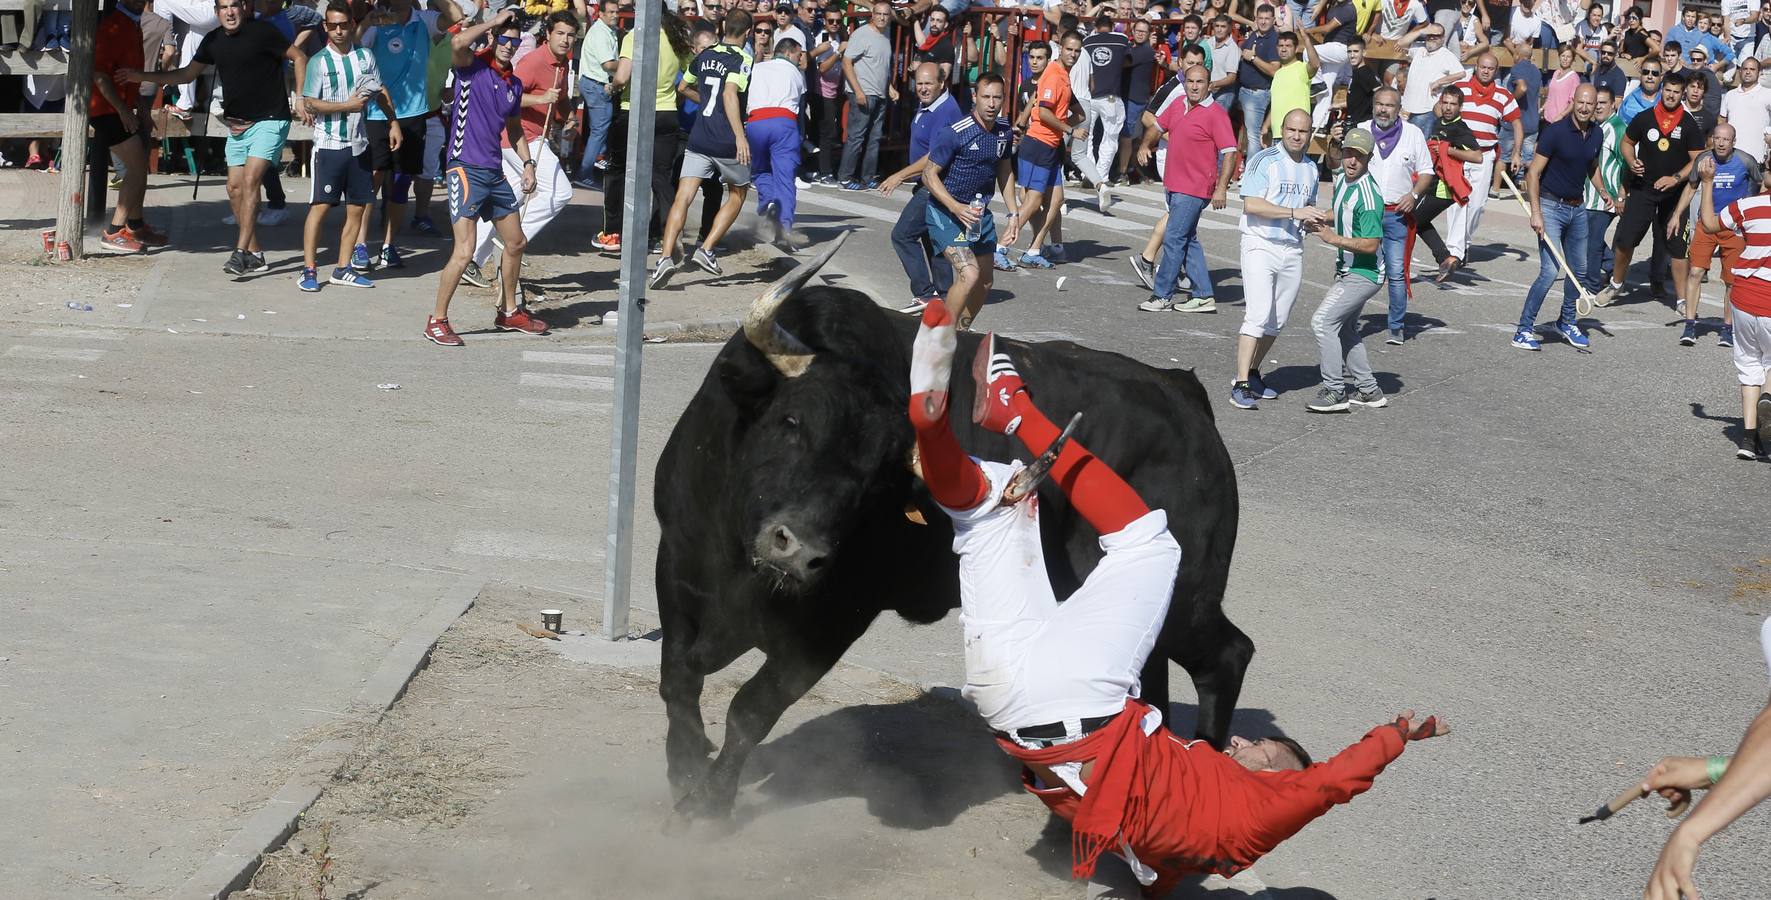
xmin=1463 ymin=76 xmax=1496 ymax=106
xmin=917 ymin=30 xmax=946 ymax=53
xmin=476 ymin=46 xmax=514 ymax=78
xmin=1653 ymin=101 xmax=1683 ymax=137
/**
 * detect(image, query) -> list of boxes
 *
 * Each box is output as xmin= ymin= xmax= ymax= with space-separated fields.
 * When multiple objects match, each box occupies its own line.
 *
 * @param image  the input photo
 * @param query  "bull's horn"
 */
xmin=743 ymin=232 xmax=848 ymax=378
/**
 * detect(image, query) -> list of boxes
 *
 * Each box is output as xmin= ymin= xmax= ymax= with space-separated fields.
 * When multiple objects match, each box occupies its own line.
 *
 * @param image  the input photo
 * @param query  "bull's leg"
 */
xmin=1175 ymin=616 xmax=1255 ymax=749
xmin=674 ymin=639 xmax=849 ymax=820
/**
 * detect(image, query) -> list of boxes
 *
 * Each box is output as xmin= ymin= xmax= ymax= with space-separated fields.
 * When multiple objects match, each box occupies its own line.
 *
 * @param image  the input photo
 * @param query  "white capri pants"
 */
xmin=1240 ymin=234 xmax=1305 ymax=338
xmin=945 ymin=460 xmax=1183 ymax=734
xmin=1069 ymin=94 xmax=1124 ymax=189
xmin=472 ymin=139 xmax=573 ymax=267
xmin=153 ymin=0 xmax=219 ymax=110
xmin=1446 ymin=151 xmax=1496 ymax=259
xmin=1734 ymin=306 xmax=1771 ymax=386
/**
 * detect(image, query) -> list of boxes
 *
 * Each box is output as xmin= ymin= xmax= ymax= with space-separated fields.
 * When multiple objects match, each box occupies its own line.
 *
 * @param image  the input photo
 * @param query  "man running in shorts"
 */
xmin=1009 ymin=30 xmax=1083 ymax=271
xmin=1232 ymin=109 xmax=1325 ymax=410
xmin=652 ymin=9 xmax=754 ymax=289
xmin=925 ymin=74 xmax=1017 ymax=330
xmin=1673 ymin=121 xmax=1758 ymax=347
xmin=1697 ymin=154 xmax=1771 ymax=460
xmin=356 ymin=0 xmax=439 ymax=271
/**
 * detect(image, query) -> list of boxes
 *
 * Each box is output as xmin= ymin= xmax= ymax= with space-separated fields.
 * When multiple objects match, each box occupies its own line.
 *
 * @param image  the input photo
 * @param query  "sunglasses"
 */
xmin=1642 ymin=68 xmax=1662 ymax=75
xmin=755 ymin=27 xmax=775 ymax=33
xmin=494 ymin=34 xmax=522 ymax=46
xmin=323 ymin=19 xmax=352 ymax=29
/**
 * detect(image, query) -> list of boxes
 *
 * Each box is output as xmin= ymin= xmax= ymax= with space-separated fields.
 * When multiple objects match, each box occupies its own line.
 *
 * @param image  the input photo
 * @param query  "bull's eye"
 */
xmin=784 ymin=414 xmax=800 ymax=430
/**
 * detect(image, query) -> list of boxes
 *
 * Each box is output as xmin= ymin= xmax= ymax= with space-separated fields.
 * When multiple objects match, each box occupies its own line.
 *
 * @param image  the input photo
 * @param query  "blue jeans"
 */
xmin=1497 ymin=128 xmax=1537 ymax=175
xmin=1382 ymin=210 xmax=1411 ymax=332
xmin=1584 ymin=207 xmax=1615 ymax=293
xmin=577 ymin=76 xmax=614 ymax=177
xmin=1520 ymin=200 xmax=1588 ymax=331
xmin=1238 ymin=88 xmax=1270 ymax=163
xmin=1154 ymin=192 xmax=1214 ymax=300
xmin=1408 ymin=111 xmax=1437 ymax=134
xmin=838 ymin=95 xmax=887 ymax=184
xmin=893 ymin=189 xmax=953 ymax=300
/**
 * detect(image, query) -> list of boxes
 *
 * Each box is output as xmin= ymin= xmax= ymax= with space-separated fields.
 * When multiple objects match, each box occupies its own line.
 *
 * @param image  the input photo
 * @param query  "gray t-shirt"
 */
xmin=843 ymin=23 xmax=891 ymax=98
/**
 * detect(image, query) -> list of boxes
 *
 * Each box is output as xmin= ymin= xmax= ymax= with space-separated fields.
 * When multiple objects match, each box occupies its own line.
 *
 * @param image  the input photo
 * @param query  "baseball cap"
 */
xmin=1342 ymin=127 xmax=1374 ymax=157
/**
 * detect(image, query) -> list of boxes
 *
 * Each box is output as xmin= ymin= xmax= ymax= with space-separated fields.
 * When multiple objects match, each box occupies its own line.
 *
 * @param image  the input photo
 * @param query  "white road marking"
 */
xmin=522 ymin=351 xmax=614 ymax=367
xmin=796 ymin=191 xmax=901 ymax=224
xmin=519 ymin=372 xmax=613 ymax=391
xmin=519 ymin=397 xmax=613 ymax=415
xmin=6 ymin=346 xmax=106 ymax=362
xmin=450 ymin=530 xmax=603 ymax=562
xmin=29 ymin=328 xmax=125 ymax=341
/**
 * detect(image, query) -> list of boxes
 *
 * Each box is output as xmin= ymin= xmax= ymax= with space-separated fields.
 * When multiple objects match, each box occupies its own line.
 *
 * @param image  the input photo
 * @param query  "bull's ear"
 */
xmin=718 ymin=343 xmax=779 ymax=413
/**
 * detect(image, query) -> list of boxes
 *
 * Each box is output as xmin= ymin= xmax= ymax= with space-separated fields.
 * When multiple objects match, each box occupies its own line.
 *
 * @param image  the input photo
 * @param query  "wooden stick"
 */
xmin=1498 ymin=166 xmax=1596 ymax=317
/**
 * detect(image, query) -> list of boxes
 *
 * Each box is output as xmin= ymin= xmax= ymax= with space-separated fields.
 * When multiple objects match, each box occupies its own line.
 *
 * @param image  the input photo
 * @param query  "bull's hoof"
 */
xmin=661 ymin=806 xmax=738 ymax=839
xmin=672 ymin=781 xmax=737 ymax=821
xmin=665 ymin=755 xmax=714 ymax=804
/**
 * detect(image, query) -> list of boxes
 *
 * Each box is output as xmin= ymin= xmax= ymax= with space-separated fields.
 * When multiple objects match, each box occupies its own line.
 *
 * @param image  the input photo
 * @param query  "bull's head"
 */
xmin=722 ymin=234 xmax=914 ymax=592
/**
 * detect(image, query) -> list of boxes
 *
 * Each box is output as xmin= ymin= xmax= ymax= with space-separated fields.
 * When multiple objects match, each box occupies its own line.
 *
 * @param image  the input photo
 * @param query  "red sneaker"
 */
xmin=98 ymin=228 xmax=143 ymax=253
xmin=908 ymin=297 xmax=957 ymax=429
xmin=592 ymin=232 xmax=621 ymax=253
xmin=971 ymin=331 xmax=1027 ymax=435
xmin=424 ymin=316 xmax=464 ymax=347
xmin=130 ymin=223 xmax=170 ymax=247
xmin=493 ymin=305 xmax=549 ymax=335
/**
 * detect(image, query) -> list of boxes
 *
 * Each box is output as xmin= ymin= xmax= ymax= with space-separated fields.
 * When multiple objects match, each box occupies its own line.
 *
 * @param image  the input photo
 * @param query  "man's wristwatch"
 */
xmin=523 ymin=160 xmax=538 ymax=168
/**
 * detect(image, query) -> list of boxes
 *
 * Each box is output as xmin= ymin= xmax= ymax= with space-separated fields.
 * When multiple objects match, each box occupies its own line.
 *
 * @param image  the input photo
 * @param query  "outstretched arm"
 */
xmin=1644 ymin=697 xmax=1771 ymax=900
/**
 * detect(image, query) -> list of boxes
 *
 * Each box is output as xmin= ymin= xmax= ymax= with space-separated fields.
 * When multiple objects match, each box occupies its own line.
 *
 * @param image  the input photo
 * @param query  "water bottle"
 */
xmin=965 ymin=193 xmax=985 ymax=242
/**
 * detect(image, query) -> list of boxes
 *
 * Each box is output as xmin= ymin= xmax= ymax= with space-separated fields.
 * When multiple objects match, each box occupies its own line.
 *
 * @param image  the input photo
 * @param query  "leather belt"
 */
xmin=1548 ymin=194 xmax=1582 ymax=206
xmin=996 ymin=710 xmax=1120 ymax=745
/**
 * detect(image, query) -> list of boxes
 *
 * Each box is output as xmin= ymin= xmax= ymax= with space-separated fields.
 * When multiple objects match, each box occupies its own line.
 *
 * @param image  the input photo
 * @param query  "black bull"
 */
xmin=653 ymin=274 xmax=1249 ymax=820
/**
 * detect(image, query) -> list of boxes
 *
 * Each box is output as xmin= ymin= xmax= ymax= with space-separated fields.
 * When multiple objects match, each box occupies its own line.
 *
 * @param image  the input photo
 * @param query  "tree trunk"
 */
xmin=56 ymin=0 xmax=100 ymax=260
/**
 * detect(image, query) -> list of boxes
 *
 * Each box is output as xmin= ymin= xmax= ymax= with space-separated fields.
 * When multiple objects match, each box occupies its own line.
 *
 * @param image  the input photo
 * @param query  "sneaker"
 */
xmin=1350 ymin=387 xmax=1389 ymax=408
xmin=1137 ymin=296 xmax=1175 ymax=312
xmin=245 ymin=251 xmax=267 ymax=273
xmin=1246 ymin=370 xmax=1278 ymax=400
xmin=571 ymin=176 xmax=602 ymax=190
xmin=1306 ymin=387 xmax=1350 ymax=413
xmin=1172 ymin=295 xmax=1217 ymax=313
xmin=494 ymin=305 xmax=549 ymax=335
xmin=297 ymin=267 xmax=321 ymax=292
xmin=107 ymin=173 xmax=124 ymax=189
xmin=1097 ymin=183 xmax=1112 ymax=213
xmin=378 ymin=245 xmax=405 ymax=269
xmin=909 ymin=298 xmax=958 ymax=429
xmin=897 ymin=298 xmax=930 ymax=316
xmin=1759 ymin=394 xmax=1771 ymax=449
xmin=1229 ymin=381 xmax=1259 ymax=410
xmin=1128 ymin=254 xmax=1155 ymax=291
xmin=330 ymin=267 xmax=374 ymax=288
xmin=1018 ymin=251 xmax=1055 ymax=269
xmin=410 ymin=215 xmax=440 ymax=237
xmin=130 ymin=223 xmax=169 ymax=247
xmin=1737 ymin=432 xmax=1766 ymax=461
xmin=222 ymin=249 xmax=249 ymax=276
xmin=971 ymin=332 xmax=1027 ymax=435
xmin=98 ymin=228 xmax=142 ymax=253
xmin=689 ymin=246 xmax=722 ymax=276
xmin=1386 ymin=329 xmax=1404 ymax=345
xmin=649 ymin=254 xmax=681 ymax=289
xmin=222 ymin=211 xmax=238 ymax=226
xmin=1044 ymin=244 xmax=1067 ymax=263
xmin=1592 ymin=282 xmax=1621 ymax=307
xmin=1679 ymin=321 xmax=1698 ymax=346
xmin=993 ymin=248 xmax=1019 ymax=271
xmin=424 ymin=316 xmax=464 ymax=347
xmin=1720 ymin=325 xmax=1735 ymax=348
xmin=1557 ymin=321 xmax=1590 ymax=350
xmin=817 ymin=174 xmax=839 ymax=187
xmin=257 ymin=206 xmax=289 ymax=226
xmin=350 ymin=243 xmax=371 ymax=271
xmin=593 ymin=232 xmax=622 ymax=252
xmin=865 ymin=179 xmax=881 ymax=191
xmin=796 ymin=176 xmax=818 ymax=190
xmin=1511 ymin=328 xmax=1542 ymax=351
xmin=841 ymin=180 xmax=867 ymax=191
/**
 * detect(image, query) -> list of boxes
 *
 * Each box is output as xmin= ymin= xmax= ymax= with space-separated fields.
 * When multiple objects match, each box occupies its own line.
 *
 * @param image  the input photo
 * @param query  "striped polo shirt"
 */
xmin=1583 ymin=114 xmax=1625 ymax=212
xmin=1332 ymin=171 xmax=1385 ymax=283
xmin=1456 ymin=77 xmax=1520 ymax=154
xmin=302 ymin=44 xmax=381 ymax=154
xmin=1718 ymin=194 xmax=1771 ymax=316
xmin=1239 ymin=145 xmax=1319 ymax=246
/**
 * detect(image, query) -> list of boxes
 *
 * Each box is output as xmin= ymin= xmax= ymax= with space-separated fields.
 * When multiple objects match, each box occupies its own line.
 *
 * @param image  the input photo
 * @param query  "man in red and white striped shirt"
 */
xmin=1697 ymin=155 xmax=1771 ymax=460
xmin=1444 ymin=52 xmax=1523 ymax=265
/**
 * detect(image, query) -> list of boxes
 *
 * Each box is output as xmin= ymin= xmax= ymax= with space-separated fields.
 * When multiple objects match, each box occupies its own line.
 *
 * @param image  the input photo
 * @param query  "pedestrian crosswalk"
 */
xmin=515 ymin=346 xmax=612 ymax=417
xmin=3 ymin=325 xmax=123 ymax=400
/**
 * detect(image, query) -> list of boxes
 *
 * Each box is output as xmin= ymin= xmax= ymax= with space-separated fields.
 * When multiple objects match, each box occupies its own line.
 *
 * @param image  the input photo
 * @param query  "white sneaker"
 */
xmin=1097 ymin=183 xmax=1112 ymax=214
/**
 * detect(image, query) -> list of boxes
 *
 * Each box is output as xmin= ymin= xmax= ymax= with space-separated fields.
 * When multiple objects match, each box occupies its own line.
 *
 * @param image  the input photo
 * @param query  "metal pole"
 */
xmin=601 ymin=1 xmax=661 ymax=641
xmin=56 ymin=0 xmax=100 ymax=260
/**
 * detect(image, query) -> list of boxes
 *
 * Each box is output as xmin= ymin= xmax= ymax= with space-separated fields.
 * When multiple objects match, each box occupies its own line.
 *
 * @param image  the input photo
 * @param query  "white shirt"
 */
xmin=776 ymin=24 xmax=809 ymax=53
xmin=1208 ymin=36 xmax=1240 ymax=86
xmin=1239 ymin=145 xmax=1319 ymax=245
xmin=1725 ymin=0 xmax=1756 ymax=41
xmin=1720 ymin=82 xmax=1771 ymax=163
xmin=747 ymin=56 xmax=805 ymax=114
xmin=1355 ymin=118 xmax=1433 ymax=203
xmin=1511 ymin=8 xmax=1546 ymax=43
xmin=1401 ymin=45 xmax=1465 ymax=115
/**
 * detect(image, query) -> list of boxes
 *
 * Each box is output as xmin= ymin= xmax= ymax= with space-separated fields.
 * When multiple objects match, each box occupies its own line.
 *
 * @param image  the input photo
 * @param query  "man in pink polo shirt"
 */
xmin=1133 ymin=65 xmax=1237 ymax=313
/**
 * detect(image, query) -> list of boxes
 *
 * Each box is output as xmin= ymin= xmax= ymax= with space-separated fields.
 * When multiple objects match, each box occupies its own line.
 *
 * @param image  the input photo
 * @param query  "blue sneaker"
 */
xmin=330 ymin=267 xmax=375 ymax=288
xmin=1018 ymin=251 xmax=1055 ymax=269
xmin=1246 ymin=369 xmax=1278 ymax=400
xmin=993 ymin=248 xmax=1018 ymax=271
xmin=1557 ymin=321 xmax=1590 ymax=350
xmin=297 ymin=267 xmax=320 ymax=292
xmin=351 ymin=243 xmax=371 ymax=270
xmin=1229 ymin=381 xmax=1259 ymax=410
xmin=1044 ymin=243 xmax=1067 ymax=263
xmin=841 ymin=180 xmax=866 ymax=191
xmin=409 ymin=215 xmax=439 ymax=237
xmin=1511 ymin=328 xmax=1542 ymax=351
xmin=379 ymin=245 xmax=405 ymax=269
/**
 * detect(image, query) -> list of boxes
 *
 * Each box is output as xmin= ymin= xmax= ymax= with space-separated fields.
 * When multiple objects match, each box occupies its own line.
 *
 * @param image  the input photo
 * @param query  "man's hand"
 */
xmin=1698 ymin=155 xmax=1717 ymax=181
xmin=521 ymin=164 xmax=538 ymax=195
xmin=389 ymin=122 xmax=403 ymax=152
xmin=1531 ymin=210 xmax=1545 ymax=235
xmin=495 ymin=6 xmax=519 ymax=26
xmin=1137 ymin=145 xmax=1153 ymax=167
xmin=1211 ymin=188 xmax=1227 ymax=210
xmin=116 ymin=67 xmax=145 ymax=84
xmin=1653 ymin=174 xmax=1683 ymax=191
xmin=1630 ymin=154 xmax=1647 ymax=176
xmin=1394 ymin=191 xmax=1419 ymax=214
xmin=118 ymin=107 xmax=139 ymax=134
xmin=1641 ymin=755 xmax=1712 ymax=813
xmin=736 ymin=136 xmax=751 ymax=167
xmin=1392 ymin=709 xmax=1450 ymax=741
xmin=878 ymin=172 xmax=905 ymax=195
xmin=889 ymin=83 xmax=900 ymax=103
xmin=536 ymin=87 xmax=561 ymax=106
xmin=949 ymin=199 xmax=981 ymax=226
xmin=1002 ymin=212 xmax=1021 ymax=247
xmin=1293 ymin=205 xmax=1329 ymax=226
xmin=1644 ymin=831 xmax=1701 ymax=900
xmin=856 ymin=94 xmax=871 ymax=110
xmin=1071 ymin=124 xmax=1087 ymax=141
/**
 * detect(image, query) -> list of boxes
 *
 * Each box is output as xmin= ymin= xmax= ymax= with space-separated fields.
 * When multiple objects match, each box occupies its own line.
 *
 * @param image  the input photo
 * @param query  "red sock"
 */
xmin=1009 ymin=393 xmax=1149 ymax=534
xmin=912 ymin=403 xmax=989 ymax=510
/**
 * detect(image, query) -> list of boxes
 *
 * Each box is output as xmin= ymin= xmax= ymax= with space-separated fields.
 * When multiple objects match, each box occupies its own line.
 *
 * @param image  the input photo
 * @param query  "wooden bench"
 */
xmin=0 ymin=47 xmax=68 ymax=76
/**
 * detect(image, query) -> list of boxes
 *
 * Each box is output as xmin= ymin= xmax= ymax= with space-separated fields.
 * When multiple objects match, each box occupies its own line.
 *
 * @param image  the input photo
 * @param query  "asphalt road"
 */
xmin=3 ymin=170 xmax=1769 ymax=898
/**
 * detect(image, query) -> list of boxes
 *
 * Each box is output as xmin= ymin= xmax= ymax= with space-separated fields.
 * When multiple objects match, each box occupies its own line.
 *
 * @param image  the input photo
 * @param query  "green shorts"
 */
xmin=926 ymin=203 xmax=998 ymax=257
xmin=224 ymin=119 xmax=291 ymax=168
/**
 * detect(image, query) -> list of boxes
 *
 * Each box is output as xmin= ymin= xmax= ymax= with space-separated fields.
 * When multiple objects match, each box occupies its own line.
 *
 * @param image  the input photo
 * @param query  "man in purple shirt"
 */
xmin=425 ymin=9 xmax=545 ymax=347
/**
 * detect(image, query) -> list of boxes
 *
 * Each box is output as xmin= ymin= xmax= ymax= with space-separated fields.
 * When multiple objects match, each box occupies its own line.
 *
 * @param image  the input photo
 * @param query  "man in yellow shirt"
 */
xmin=1243 ymin=25 xmax=1320 ymax=139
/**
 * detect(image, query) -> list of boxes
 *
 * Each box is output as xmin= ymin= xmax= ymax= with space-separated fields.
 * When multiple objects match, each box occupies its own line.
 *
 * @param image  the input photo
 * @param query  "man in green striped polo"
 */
xmin=1583 ymin=85 xmax=1627 ymax=296
xmin=1305 ymin=126 xmax=1389 ymax=414
xmin=297 ymin=0 xmax=400 ymax=293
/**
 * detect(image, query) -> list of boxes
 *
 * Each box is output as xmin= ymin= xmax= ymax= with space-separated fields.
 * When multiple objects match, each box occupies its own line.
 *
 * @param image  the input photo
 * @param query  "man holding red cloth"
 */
xmin=905 ymin=299 xmax=1450 ymax=896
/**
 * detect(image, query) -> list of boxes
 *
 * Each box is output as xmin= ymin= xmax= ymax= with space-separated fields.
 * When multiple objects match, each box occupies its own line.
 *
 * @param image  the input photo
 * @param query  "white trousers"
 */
xmin=1239 ymin=235 xmax=1305 ymax=338
xmin=1446 ymin=152 xmax=1496 ymax=259
xmin=154 ymin=0 xmax=219 ymax=111
xmin=472 ymin=139 xmax=572 ymax=267
xmin=1069 ymin=95 xmax=1124 ymax=188
xmin=1311 ymin=42 xmax=1349 ymax=130
xmin=1734 ymin=306 xmax=1771 ymax=386
xmin=946 ymin=460 xmax=1182 ymax=734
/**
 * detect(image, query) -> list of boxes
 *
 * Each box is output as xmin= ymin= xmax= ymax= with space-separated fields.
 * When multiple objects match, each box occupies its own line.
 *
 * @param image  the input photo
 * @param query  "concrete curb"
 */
xmin=169 ymin=573 xmax=486 ymax=900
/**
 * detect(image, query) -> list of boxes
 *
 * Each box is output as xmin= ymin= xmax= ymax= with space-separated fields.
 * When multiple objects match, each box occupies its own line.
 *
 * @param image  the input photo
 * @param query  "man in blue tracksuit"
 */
xmin=746 ymin=38 xmax=809 ymax=249
xmin=879 ymin=61 xmax=966 ymax=316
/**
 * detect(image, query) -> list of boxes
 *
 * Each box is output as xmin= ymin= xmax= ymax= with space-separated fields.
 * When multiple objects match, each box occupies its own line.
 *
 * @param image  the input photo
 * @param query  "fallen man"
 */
xmin=905 ymin=298 xmax=1451 ymax=896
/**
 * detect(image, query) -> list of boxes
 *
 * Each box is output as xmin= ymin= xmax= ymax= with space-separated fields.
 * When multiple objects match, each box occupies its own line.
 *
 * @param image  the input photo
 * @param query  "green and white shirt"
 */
xmin=1583 ymin=113 xmax=1625 ymax=212
xmin=302 ymin=44 xmax=381 ymax=154
xmin=1332 ymin=170 xmax=1385 ymax=283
